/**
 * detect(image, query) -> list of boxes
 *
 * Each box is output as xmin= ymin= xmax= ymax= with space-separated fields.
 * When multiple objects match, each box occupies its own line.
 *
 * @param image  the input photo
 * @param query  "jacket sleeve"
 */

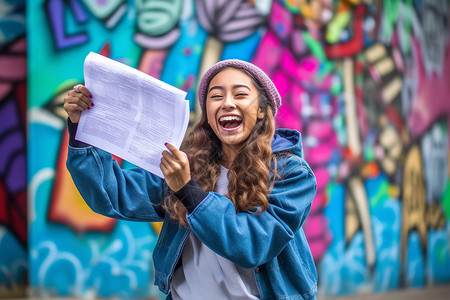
xmin=186 ymin=154 xmax=317 ymax=268
xmin=66 ymin=145 xmax=167 ymax=222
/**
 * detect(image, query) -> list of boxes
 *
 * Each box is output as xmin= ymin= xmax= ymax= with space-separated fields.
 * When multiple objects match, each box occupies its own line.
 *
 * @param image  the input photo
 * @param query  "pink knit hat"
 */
xmin=197 ymin=59 xmax=282 ymax=116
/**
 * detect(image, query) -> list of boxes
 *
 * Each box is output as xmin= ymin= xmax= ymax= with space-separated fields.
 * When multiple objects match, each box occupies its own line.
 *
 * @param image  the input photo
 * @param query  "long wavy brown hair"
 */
xmin=163 ymin=66 xmax=280 ymax=227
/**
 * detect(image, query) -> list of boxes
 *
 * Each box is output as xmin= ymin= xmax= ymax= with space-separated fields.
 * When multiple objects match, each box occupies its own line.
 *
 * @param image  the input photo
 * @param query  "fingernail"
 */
xmin=87 ymin=107 xmax=91 ymax=110
xmin=89 ymin=95 xmax=92 ymax=98
xmin=164 ymin=142 xmax=168 ymax=146
xmin=91 ymin=102 xmax=94 ymax=107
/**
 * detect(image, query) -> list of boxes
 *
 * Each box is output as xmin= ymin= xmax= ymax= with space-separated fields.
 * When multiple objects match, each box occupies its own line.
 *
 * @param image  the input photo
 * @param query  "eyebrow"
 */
xmin=208 ymin=84 xmax=251 ymax=93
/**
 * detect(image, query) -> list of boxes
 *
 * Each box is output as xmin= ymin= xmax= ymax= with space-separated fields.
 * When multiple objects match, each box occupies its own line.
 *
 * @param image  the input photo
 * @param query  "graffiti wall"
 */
xmin=0 ymin=0 xmax=28 ymax=297
xmin=1 ymin=0 xmax=445 ymax=298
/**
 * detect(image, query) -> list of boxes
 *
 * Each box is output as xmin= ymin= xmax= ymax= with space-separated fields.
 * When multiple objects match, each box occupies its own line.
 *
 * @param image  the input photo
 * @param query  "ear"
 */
xmin=257 ymin=107 xmax=265 ymax=120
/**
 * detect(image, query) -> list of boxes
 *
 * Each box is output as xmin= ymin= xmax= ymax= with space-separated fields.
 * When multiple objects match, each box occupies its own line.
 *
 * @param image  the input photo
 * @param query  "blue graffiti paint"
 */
xmin=0 ymin=225 xmax=27 ymax=287
xmin=427 ymin=226 xmax=450 ymax=284
xmin=161 ymin=17 xmax=207 ymax=110
xmin=28 ymin=116 xmax=159 ymax=298
xmin=221 ymin=30 xmax=262 ymax=61
xmin=0 ymin=0 xmax=25 ymax=47
xmin=405 ymin=231 xmax=426 ymax=287
xmin=367 ymin=175 xmax=401 ymax=291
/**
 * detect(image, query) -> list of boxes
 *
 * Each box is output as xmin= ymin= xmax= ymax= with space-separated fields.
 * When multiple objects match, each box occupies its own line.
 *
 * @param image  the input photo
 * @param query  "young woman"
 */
xmin=64 ymin=59 xmax=318 ymax=299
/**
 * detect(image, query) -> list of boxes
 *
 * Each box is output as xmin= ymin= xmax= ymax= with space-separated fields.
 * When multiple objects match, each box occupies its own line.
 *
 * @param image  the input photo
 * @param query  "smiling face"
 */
xmin=206 ymin=68 xmax=265 ymax=163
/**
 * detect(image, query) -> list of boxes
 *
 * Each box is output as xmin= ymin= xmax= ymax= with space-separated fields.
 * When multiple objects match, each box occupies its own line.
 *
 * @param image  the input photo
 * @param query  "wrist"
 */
xmin=67 ymin=118 xmax=90 ymax=148
xmin=172 ymin=176 xmax=191 ymax=192
xmin=68 ymin=114 xmax=80 ymax=123
xmin=173 ymin=178 xmax=208 ymax=213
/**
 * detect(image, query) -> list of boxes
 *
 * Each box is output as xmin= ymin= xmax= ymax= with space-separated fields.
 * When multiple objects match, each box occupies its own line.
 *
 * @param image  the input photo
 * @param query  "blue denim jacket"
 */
xmin=67 ymin=128 xmax=318 ymax=300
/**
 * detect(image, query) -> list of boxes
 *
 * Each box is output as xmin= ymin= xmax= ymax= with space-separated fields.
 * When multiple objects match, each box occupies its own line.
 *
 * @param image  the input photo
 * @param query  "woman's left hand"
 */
xmin=160 ymin=143 xmax=191 ymax=192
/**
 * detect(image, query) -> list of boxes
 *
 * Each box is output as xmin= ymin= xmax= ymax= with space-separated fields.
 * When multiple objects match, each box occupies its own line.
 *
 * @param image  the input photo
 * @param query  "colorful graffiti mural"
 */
xmin=0 ymin=0 xmax=28 ymax=297
xmin=0 ymin=0 xmax=447 ymax=298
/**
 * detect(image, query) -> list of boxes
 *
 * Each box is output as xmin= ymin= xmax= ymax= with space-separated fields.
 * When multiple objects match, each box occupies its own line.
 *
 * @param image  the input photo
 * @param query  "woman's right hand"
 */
xmin=63 ymin=84 xmax=93 ymax=123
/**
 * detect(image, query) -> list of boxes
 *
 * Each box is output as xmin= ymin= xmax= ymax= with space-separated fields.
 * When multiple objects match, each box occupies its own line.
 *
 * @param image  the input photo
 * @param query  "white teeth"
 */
xmin=219 ymin=116 xmax=242 ymax=122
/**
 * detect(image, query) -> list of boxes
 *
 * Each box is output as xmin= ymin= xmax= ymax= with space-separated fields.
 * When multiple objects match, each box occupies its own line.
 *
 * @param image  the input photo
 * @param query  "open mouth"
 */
xmin=219 ymin=115 xmax=243 ymax=131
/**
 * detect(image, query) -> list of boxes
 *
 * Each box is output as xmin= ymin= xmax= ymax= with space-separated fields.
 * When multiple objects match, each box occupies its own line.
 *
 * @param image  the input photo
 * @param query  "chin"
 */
xmin=221 ymin=135 xmax=246 ymax=147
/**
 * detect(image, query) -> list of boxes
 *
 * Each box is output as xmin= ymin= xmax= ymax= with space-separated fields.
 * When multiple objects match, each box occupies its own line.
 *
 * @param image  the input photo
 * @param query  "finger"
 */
xmin=66 ymin=95 xmax=90 ymax=110
xmin=160 ymin=162 xmax=171 ymax=177
xmin=161 ymin=156 xmax=180 ymax=173
xmin=161 ymin=150 xmax=174 ymax=161
xmin=78 ymin=94 xmax=93 ymax=109
xmin=165 ymin=143 xmax=185 ymax=161
xmin=74 ymin=89 xmax=93 ymax=106
xmin=67 ymin=91 xmax=92 ymax=109
xmin=160 ymin=162 xmax=168 ymax=176
xmin=161 ymin=151 xmax=182 ymax=170
xmin=160 ymin=157 xmax=171 ymax=172
xmin=71 ymin=86 xmax=93 ymax=107
xmin=74 ymin=85 xmax=93 ymax=99
xmin=63 ymin=102 xmax=88 ymax=113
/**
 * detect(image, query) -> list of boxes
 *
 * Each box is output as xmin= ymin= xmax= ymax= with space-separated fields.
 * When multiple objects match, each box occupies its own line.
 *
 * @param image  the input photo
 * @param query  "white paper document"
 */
xmin=76 ymin=52 xmax=190 ymax=178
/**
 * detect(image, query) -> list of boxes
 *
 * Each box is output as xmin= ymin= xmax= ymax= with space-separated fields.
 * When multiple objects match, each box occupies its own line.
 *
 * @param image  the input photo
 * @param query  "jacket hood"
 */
xmin=271 ymin=129 xmax=304 ymax=157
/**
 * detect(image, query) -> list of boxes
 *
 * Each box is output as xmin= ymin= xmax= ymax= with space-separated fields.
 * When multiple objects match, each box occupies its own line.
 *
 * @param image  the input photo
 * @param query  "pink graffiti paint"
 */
xmin=308 ymin=143 xmax=336 ymax=165
xmin=304 ymin=211 xmax=333 ymax=260
xmin=253 ymin=1 xmax=339 ymax=261
xmin=252 ymin=31 xmax=283 ymax=75
xmin=139 ymin=49 xmax=168 ymax=79
xmin=0 ymin=56 xmax=26 ymax=80
xmin=408 ymin=37 xmax=450 ymax=142
xmin=291 ymin=83 xmax=304 ymax=112
xmin=276 ymin=105 xmax=303 ymax=132
xmin=292 ymin=28 xmax=308 ymax=56
xmin=9 ymin=37 xmax=26 ymax=52
xmin=282 ymin=52 xmax=335 ymax=91
xmin=283 ymin=53 xmax=319 ymax=83
xmin=269 ymin=0 xmax=293 ymax=41
xmin=272 ymin=69 xmax=290 ymax=102
xmin=313 ymin=166 xmax=332 ymax=193
xmin=0 ymin=83 xmax=12 ymax=100
xmin=308 ymin=119 xmax=335 ymax=139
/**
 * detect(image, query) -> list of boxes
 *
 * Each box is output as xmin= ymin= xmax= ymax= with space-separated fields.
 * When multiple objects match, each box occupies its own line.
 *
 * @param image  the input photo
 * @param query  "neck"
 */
xmin=221 ymin=145 xmax=240 ymax=169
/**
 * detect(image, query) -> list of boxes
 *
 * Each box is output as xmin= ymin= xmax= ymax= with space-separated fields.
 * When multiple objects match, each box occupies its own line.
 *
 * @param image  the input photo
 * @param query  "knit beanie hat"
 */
xmin=197 ymin=59 xmax=282 ymax=116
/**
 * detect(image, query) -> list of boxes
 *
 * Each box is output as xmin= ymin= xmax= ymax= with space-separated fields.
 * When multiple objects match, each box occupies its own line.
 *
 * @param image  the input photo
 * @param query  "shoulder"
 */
xmin=269 ymin=153 xmax=317 ymax=208
xmin=274 ymin=153 xmax=310 ymax=180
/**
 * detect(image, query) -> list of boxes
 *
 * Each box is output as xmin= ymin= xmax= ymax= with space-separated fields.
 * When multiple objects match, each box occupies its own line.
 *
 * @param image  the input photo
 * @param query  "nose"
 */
xmin=221 ymin=94 xmax=236 ymax=110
